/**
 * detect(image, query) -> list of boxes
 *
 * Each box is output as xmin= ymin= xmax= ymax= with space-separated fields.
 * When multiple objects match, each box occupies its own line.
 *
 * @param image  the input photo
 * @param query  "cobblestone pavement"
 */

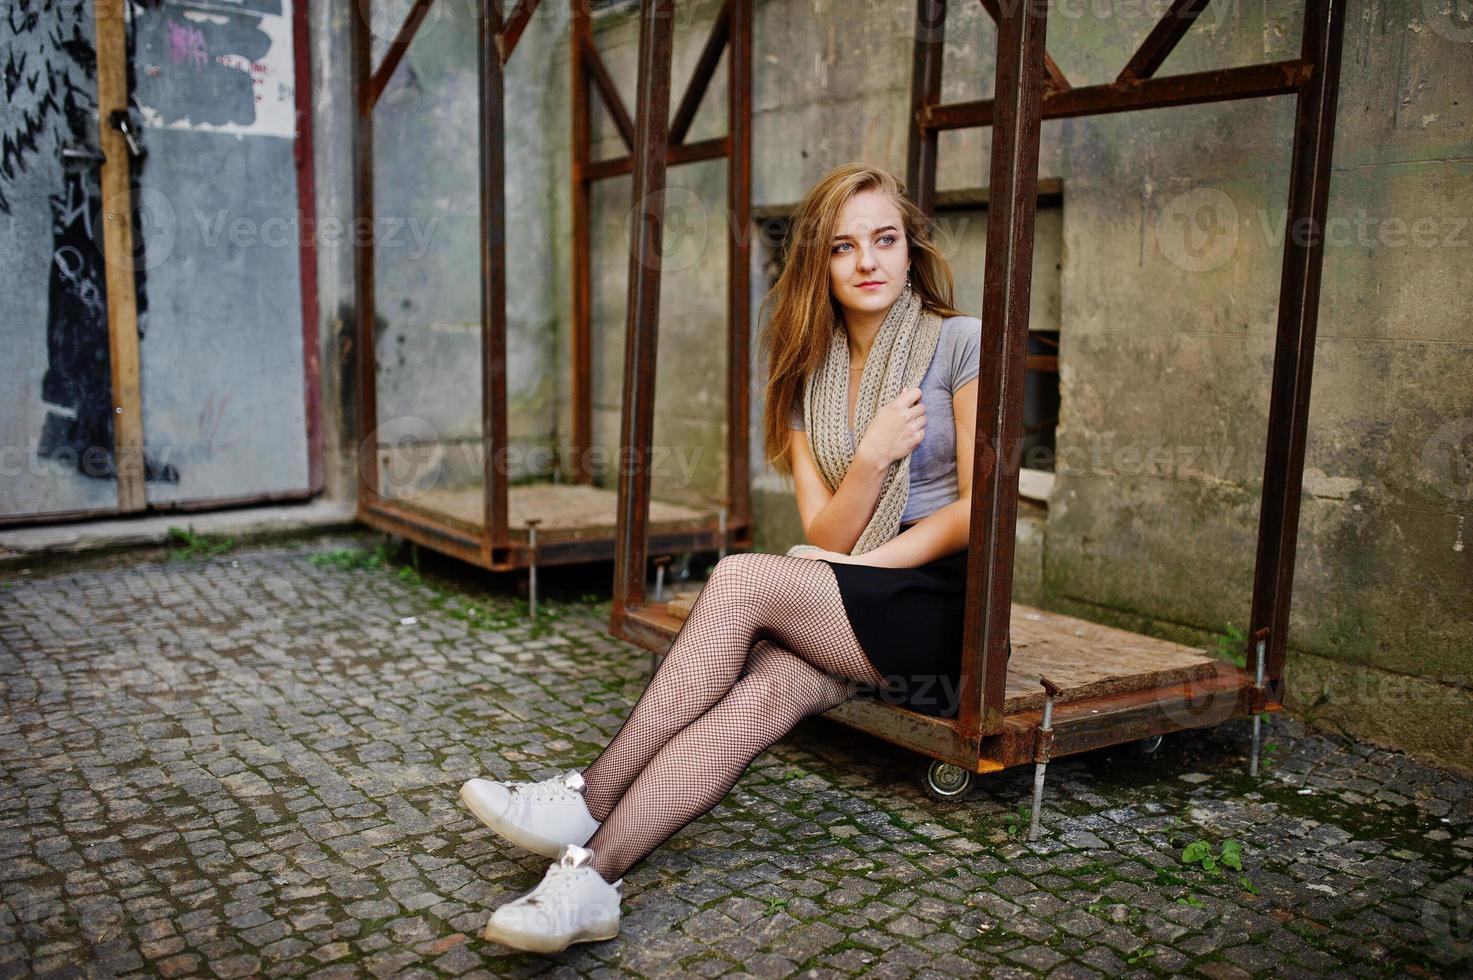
xmin=2 ymin=533 xmax=1471 ymax=979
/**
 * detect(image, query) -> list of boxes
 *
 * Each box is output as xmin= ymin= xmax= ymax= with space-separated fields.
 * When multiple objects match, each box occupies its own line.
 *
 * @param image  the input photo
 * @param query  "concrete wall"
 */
xmin=314 ymin=0 xmax=1472 ymax=766
xmin=1 ymin=1 xmax=311 ymax=518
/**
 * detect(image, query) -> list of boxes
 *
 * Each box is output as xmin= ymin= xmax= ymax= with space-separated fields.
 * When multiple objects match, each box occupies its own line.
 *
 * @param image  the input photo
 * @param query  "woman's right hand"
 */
xmin=856 ymin=387 xmax=926 ymax=470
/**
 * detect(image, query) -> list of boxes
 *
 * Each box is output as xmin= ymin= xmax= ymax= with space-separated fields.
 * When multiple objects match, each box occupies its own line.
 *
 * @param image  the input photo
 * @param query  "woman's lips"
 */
xmin=857 ymin=281 xmax=885 ymax=289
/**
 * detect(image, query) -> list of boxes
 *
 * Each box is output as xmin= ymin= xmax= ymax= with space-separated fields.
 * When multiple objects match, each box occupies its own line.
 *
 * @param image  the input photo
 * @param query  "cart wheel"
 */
xmin=1140 ymin=734 xmax=1165 ymax=756
xmin=920 ymin=760 xmax=975 ymax=802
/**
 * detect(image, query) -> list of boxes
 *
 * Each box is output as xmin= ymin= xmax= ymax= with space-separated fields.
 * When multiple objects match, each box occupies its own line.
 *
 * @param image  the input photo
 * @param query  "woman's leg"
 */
xmin=584 ymin=638 xmax=858 ymax=883
xmin=579 ymin=553 xmax=885 ymax=822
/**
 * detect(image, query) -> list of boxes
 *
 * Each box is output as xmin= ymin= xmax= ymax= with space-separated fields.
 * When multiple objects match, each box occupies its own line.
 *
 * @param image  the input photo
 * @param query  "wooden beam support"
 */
xmin=93 ymin=0 xmax=145 ymax=512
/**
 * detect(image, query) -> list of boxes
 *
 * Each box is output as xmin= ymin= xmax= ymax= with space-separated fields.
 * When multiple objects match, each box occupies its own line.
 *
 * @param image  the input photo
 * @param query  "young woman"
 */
xmin=461 ymin=163 xmax=982 ymax=953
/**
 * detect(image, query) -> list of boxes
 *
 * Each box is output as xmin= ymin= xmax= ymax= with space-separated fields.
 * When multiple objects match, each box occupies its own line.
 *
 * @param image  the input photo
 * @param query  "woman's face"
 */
xmin=828 ymin=189 xmax=910 ymax=322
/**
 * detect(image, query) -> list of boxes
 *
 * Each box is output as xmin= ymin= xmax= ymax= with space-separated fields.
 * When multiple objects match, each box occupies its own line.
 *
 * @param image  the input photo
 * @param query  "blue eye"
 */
xmin=879 ymin=234 xmax=896 ymax=245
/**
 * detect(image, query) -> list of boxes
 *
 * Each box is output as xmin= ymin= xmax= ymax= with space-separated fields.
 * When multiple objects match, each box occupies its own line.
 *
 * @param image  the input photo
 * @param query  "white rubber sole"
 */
xmin=458 ymin=782 xmax=572 ymax=859
xmin=481 ymin=915 xmax=619 ymax=954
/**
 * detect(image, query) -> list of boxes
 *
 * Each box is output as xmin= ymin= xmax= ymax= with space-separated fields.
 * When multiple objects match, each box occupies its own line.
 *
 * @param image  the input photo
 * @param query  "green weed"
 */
xmin=167 ymin=526 xmax=236 ymax=561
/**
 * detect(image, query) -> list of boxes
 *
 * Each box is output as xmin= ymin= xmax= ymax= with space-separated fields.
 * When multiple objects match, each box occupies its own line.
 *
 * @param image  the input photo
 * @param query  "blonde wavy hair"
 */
xmin=759 ymin=163 xmax=965 ymax=477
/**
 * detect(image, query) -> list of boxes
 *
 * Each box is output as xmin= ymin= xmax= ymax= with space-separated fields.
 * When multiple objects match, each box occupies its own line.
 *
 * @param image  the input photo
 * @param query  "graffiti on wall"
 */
xmin=132 ymin=0 xmax=294 ymax=137
xmin=2 ymin=0 xmax=307 ymax=516
xmin=0 ymin=1 xmax=172 ymax=482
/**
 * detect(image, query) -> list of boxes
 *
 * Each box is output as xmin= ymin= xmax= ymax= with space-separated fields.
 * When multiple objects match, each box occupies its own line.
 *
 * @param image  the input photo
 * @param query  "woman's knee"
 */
xmin=705 ymin=553 xmax=768 ymax=598
xmin=743 ymin=654 xmax=852 ymax=719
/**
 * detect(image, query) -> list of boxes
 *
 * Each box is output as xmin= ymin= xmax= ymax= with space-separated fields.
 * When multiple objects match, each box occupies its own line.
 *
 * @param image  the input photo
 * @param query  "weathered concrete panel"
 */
xmin=128 ymin=1 xmax=311 ymax=505
xmin=0 ymin=4 xmax=119 ymax=518
xmin=132 ymin=126 xmax=311 ymax=504
xmin=367 ymin=0 xmax=564 ymax=494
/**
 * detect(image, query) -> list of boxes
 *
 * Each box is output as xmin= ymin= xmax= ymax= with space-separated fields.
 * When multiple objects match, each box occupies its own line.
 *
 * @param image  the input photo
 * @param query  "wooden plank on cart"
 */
xmin=391 ymin=483 xmax=709 ymax=534
xmin=1003 ymin=604 xmax=1217 ymax=712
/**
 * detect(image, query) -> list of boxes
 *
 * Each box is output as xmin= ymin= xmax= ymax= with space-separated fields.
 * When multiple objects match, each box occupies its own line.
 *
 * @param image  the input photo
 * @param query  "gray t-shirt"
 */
xmin=789 ymin=314 xmax=982 ymax=524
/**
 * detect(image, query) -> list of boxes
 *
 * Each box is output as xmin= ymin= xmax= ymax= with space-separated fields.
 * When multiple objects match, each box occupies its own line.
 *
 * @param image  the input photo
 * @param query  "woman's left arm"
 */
xmin=820 ymin=377 xmax=980 ymax=569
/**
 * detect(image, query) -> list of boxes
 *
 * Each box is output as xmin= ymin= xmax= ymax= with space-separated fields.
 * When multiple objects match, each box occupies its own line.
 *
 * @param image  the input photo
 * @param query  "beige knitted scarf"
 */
xmin=787 ymin=283 xmax=943 ymax=557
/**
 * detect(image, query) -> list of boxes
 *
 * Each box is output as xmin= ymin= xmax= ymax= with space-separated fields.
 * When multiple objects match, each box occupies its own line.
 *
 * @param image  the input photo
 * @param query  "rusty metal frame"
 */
xmin=572 ymin=0 xmax=754 ymax=555
xmin=610 ymin=0 xmax=1346 ymax=772
xmin=607 ymin=0 xmax=757 ymax=615
xmin=353 ymin=0 xmax=751 ymax=571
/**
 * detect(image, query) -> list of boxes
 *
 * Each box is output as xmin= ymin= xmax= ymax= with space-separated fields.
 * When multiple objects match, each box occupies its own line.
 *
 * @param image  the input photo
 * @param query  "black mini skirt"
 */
xmin=821 ymin=529 xmax=970 ymax=718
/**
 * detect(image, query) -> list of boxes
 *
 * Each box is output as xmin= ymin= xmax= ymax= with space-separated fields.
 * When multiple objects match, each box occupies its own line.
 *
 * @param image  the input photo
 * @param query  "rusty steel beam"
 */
xmin=583 ymin=41 xmax=638 ymax=152
xmin=351 ymin=3 xmax=381 ymax=511
xmin=981 ymin=667 xmax=1262 ymax=768
xmin=958 ymin=0 xmax=1050 ymax=740
xmin=726 ymin=0 xmax=754 ymax=540
xmin=906 ymin=0 xmax=947 ymax=214
xmin=497 ymin=0 xmax=542 ymax=66
xmin=570 ymin=7 xmax=594 ymax=484
xmin=1249 ymin=0 xmax=1346 ymax=690
xmin=369 ymin=0 xmax=437 ymax=107
xmin=1117 ymin=0 xmax=1213 ymax=82
xmin=976 ymin=0 xmax=1069 ymax=92
xmin=479 ymin=0 xmax=510 ymax=557
xmin=926 ymin=60 xmax=1309 ymax=129
xmin=670 ymin=0 xmax=732 ymax=146
xmin=582 ymin=136 xmax=729 ymax=180
xmin=824 ymin=698 xmax=993 ymax=772
xmin=612 ymin=0 xmax=677 ymax=620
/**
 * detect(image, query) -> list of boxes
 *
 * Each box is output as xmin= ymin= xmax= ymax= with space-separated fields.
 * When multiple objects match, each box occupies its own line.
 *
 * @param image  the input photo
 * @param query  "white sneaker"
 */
xmin=459 ymin=769 xmax=601 ymax=858
xmin=482 ymin=843 xmax=622 ymax=953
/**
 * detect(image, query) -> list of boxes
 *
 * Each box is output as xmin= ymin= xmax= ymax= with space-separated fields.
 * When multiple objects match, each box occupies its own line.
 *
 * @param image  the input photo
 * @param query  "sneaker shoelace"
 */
xmin=509 ymin=782 xmax=570 ymax=804
xmin=520 ymin=864 xmax=585 ymax=907
xmin=508 ymin=772 xmax=582 ymax=806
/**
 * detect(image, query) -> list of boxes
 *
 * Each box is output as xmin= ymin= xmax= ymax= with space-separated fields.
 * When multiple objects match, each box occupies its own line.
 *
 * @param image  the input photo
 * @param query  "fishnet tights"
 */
xmin=579 ymin=553 xmax=887 ymax=883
